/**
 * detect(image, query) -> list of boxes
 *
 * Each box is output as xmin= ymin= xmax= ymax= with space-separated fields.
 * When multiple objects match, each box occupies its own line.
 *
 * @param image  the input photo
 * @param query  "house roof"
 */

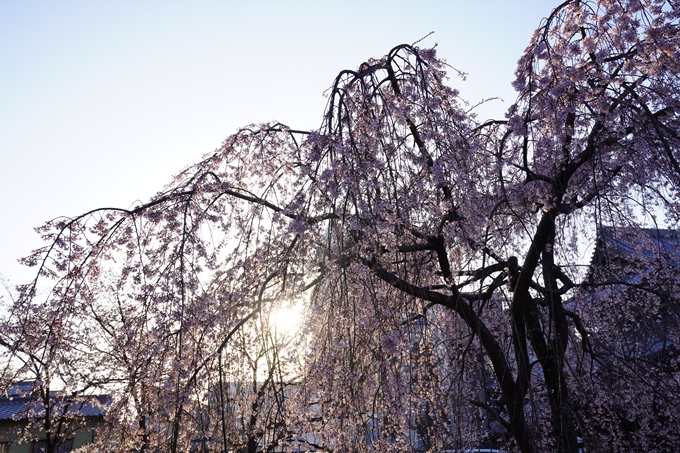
xmin=582 ymin=227 xmax=680 ymax=362
xmin=0 ymin=394 xmax=110 ymax=421
xmin=593 ymin=226 xmax=680 ymax=267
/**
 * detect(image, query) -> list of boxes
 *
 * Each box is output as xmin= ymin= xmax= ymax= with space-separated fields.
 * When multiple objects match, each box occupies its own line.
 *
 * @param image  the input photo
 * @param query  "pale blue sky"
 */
xmin=0 ymin=0 xmax=550 ymax=286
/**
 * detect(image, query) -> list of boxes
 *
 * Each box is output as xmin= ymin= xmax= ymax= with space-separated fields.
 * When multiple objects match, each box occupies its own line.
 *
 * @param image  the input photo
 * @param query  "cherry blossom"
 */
xmin=1 ymin=1 xmax=679 ymax=452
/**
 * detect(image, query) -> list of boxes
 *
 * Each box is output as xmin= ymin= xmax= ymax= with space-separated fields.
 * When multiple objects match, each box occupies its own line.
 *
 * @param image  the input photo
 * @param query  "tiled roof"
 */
xmin=0 ymin=399 xmax=30 ymax=420
xmin=594 ymin=227 xmax=680 ymax=266
xmin=0 ymin=394 xmax=110 ymax=421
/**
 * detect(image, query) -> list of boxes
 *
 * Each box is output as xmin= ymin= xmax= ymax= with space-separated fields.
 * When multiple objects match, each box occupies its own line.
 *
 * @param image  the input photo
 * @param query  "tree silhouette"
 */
xmin=2 ymin=1 xmax=680 ymax=452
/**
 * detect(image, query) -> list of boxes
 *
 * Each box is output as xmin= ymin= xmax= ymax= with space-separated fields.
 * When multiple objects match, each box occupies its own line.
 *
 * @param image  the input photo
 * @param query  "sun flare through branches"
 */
xmin=1 ymin=1 xmax=680 ymax=453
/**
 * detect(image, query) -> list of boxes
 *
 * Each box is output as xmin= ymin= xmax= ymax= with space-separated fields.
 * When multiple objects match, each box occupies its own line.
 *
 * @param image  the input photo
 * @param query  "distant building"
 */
xmin=0 ymin=381 xmax=110 ymax=453
xmin=583 ymin=227 xmax=680 ymax=366
xmin=571 ymin=227 xmax=680 ymax=450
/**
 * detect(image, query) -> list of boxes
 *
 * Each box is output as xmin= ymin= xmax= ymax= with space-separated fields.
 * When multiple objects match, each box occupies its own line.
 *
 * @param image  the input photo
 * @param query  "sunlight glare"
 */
xmin=272 ymin=303 xmax=303 ymax=339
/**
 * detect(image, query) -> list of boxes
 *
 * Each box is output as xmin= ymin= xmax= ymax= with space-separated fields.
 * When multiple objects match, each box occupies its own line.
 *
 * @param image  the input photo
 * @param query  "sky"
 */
xmin=0 ymin=0 xmax=551 ymax=289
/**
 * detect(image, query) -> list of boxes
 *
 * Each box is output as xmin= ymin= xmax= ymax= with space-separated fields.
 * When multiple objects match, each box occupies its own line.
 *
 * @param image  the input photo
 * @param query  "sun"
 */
xmin=271 ymin=303 xmax=304 ymax=339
